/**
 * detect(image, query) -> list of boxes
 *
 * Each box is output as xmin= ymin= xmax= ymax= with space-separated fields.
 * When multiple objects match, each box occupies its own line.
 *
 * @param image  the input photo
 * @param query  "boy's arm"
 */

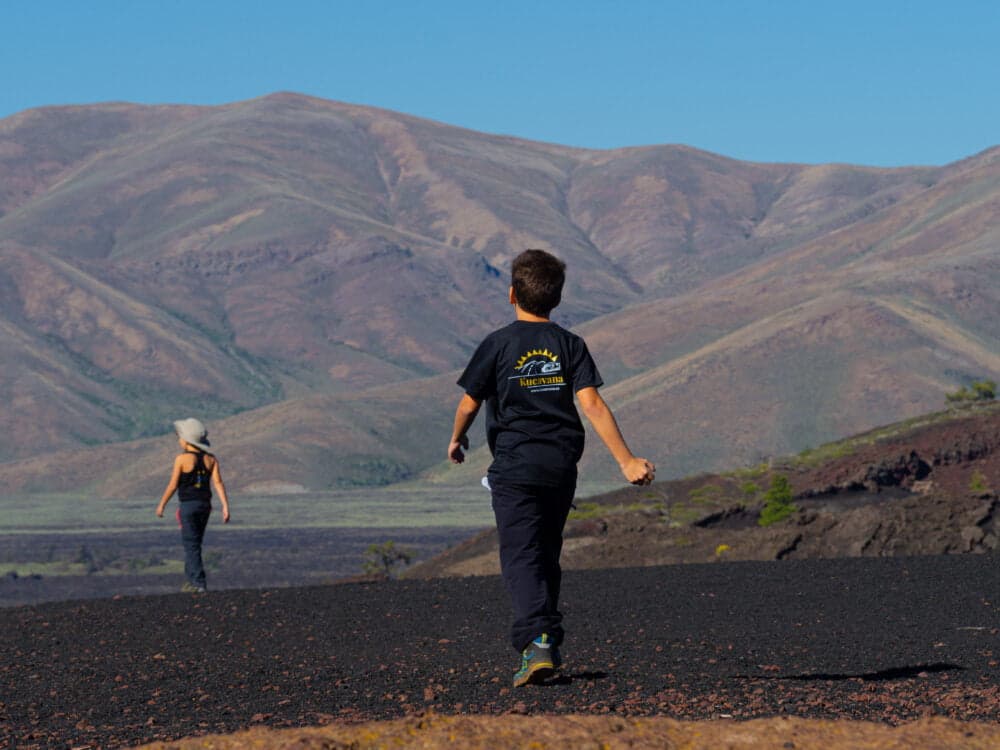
xmin=156 ymin=457 xmax=182 ymax=516
xmin=576 ymin=386 xmax=655 ymax=485
xmin=210 ymin=459 xmax=231 ymax=523
xmin=448 ymin=394 xmax=482 ymax=464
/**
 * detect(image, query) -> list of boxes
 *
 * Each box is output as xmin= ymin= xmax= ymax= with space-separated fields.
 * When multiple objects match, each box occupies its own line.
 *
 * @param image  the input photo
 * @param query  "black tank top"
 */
xmin=177 ymin=451 xmax=212 ymax=503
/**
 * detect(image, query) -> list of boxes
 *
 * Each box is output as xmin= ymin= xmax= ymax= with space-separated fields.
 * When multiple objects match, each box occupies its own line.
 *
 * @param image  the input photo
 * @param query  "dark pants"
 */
xmin=179 ymin=501 xmax=211 ymax=588
xmin=490 ymin=479 xmax=575 ymax=652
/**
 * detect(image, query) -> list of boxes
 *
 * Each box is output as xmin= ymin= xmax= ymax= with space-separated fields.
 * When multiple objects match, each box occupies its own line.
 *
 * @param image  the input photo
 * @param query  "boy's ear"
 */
xmin=508 ymin=286 xmax=516 ymax=305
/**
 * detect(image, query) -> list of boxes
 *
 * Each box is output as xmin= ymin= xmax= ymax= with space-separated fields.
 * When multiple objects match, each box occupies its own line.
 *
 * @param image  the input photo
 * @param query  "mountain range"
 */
xmin=0 ymin=92 xmax=997 ymax=497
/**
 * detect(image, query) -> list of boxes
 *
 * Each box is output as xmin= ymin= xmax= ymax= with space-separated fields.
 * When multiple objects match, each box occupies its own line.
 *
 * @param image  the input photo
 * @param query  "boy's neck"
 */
xmin=514 ymin=305 xmax=550 ymax=323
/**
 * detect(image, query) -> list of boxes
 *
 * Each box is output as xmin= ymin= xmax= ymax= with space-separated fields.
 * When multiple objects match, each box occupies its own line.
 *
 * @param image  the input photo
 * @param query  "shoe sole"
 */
xmin=513 ymin=660 xmax=555 ymax=687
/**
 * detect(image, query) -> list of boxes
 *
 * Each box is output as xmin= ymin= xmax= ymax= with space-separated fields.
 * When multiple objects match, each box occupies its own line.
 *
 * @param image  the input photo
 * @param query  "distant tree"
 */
xmin=972 ymin=380 xmax=997 ymax=400
xmin=946 ymin=379 xmax=997 ymax=404
xmin=362 ymin=541 xmax=413 ymax=578
xmin=758 ymin=475 xmax=797 ymax=527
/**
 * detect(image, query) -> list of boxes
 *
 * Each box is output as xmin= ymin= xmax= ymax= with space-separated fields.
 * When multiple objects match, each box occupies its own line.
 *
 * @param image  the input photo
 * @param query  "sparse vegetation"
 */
xmin=969 ymin=471 xmax=992 ymax=496
xmin=789 ymin=404 xmax=1000 ymax=470
xmin=568 ymin=501 xmax=661 ymax=522
xmin=758 ymin=475 xmax=797 ymax=527
xmin=795 ymin=441 xmax=856 ymax=467
xmin=3 ymin=556 xmax=183 ymax=578
xmin=72 ymin=544 xmax=163 ymax=575
xmin=729 ymin=463 xmax=770 ymax=480
xmin=665 ymin=506 xmax=703 ymax=527
xmin=947 ymin=379 xmax=997 ymax=404
xmin=688 ymin=484 xmax=724 ymax=504
xmin=362 ymin=541 xmax=413 ymax=578
xmin=568 ymin=502 xmax=603 ymax=521
xmin=337 ymin=459 xmax=412 ymax=487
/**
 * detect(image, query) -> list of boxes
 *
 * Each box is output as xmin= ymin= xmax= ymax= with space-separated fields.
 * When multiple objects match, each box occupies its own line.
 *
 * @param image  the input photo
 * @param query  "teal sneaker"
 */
xmin=513 ymin=633 xmax=556 ymax=687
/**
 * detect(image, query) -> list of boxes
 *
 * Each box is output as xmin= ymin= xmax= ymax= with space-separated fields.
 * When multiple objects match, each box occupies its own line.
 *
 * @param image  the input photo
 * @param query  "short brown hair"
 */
xmin=511 ymin=249 xmax=566 ymax=317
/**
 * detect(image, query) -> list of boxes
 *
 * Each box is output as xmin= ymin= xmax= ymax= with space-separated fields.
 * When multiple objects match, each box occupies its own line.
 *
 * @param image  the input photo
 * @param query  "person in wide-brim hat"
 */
xmin=156 ymin=418 xmax=231 ymax=593
xmin=173 ymin=417 xmax=212 ymax=453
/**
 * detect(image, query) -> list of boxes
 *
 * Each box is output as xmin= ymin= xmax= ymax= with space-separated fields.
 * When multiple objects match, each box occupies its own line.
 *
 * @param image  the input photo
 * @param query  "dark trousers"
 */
xmin=490 ymin=479 xmax=575 ymax=652
xmin=179 ymin=501 xmax=211 ymax=588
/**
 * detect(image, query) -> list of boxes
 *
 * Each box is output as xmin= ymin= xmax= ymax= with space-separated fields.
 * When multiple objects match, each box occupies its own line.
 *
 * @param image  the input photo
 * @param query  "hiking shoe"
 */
xmin=513 ymin=634 xmax=556 ymax=687
xmin=181 ymin=582 xmax=206 ymax=594
xmin=552 ymin=644 xmax=563 ymax=671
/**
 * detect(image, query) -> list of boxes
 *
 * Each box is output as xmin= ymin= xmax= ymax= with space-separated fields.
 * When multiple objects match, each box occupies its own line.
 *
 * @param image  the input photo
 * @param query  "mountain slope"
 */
xmin=0 ymin=94 xmax=996 ymax=487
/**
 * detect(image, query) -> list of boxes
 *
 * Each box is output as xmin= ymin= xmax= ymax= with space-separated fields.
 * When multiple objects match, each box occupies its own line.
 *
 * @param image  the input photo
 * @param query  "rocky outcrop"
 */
xmin=862 ymin=451 xmax=932 ymax=487
xmin=786 ymin=495 xmax=1000 ymax=559
xmin=408 ymin=407 xmax=1000 ymax=578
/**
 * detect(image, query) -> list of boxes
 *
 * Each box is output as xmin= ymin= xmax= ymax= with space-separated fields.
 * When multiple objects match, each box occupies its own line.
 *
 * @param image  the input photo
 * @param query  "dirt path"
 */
xmin=136 ymin=714 xmax=1000 ymax=750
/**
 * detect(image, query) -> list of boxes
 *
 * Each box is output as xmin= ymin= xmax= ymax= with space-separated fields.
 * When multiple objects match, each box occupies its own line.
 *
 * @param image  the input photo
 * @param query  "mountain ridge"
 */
xmin=0 ymin=94 xmax=996 ymax=489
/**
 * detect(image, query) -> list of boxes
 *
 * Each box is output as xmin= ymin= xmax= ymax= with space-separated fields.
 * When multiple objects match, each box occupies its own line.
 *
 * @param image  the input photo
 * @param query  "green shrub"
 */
xmin=758 ymin=475 xmax=797 ymax=527
xmin=970 ymin=471 xmax=992 ymax=496
xmin=947 ymin=379 xmax=997 ymax=404
xmin=362 ymin=541 xmax=413 ymax=577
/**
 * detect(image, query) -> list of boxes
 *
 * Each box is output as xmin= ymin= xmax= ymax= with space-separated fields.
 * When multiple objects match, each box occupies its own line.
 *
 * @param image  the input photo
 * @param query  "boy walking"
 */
xmin=448 ymin=249 xmax=655 ymax=687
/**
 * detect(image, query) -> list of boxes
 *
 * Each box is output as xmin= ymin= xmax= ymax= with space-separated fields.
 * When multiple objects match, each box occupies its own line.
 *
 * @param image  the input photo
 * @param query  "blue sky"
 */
xmin=3 ymin=0 xmax=998 ymax=166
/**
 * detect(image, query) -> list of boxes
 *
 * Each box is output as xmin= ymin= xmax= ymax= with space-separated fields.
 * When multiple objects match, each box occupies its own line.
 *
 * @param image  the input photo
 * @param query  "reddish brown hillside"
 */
xmin=0 ymin=95 xmax=996 ymax=488
xmin=411 ymin=403 xmax=1000 ymax=578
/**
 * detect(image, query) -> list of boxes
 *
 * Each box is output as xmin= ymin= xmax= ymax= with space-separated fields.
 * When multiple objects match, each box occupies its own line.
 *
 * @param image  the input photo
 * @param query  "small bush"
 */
xmin=970 ymin=471 xmax=992 ymax=496
xmin=362 ymin=541 xmax=413 ymax=578
xmin=758 ymin=475 xmax=797 ymax=527
xmin=946 ymin=379 xmax=997 ymax=404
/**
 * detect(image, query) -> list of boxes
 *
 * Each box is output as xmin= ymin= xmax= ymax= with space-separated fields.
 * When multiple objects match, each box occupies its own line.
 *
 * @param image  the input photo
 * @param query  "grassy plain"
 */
xmin=1 ymin=486 xmax=495 ymax=533
xmin=1 ymin=480 xmax=622 ymax=533
xmin=0 ymin=481 xmax=611 ymax=606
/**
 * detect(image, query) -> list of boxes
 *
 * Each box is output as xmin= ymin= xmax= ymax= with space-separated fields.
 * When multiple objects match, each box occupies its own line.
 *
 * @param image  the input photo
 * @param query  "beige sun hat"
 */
xmin=173 ymin=418 xmax=212 ymax=452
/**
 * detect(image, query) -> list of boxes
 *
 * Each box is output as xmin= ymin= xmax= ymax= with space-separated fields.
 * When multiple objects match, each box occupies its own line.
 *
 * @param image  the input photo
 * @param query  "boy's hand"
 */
xmin=621 ymin=457 xmax=655 ymax=485
xmin=448 ymin=435 xmax=470 ymax=464
xmin=155 ymin=506 xmax=164 ymax=518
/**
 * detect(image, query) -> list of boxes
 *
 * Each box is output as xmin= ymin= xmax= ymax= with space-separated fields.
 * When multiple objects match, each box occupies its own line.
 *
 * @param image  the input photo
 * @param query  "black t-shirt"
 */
xmin=457 ymin=320 xmax=603 ymax=486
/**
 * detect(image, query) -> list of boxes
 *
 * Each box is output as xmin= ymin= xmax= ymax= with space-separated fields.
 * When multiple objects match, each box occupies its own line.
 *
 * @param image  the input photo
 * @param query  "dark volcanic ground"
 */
xmin=2 ymin=555 xmax=1000 ymax=748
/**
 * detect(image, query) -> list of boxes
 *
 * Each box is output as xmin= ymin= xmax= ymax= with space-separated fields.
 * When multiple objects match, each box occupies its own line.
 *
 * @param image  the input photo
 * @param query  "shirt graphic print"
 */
xmin=512 ymin=348 xmax=565 ymax=393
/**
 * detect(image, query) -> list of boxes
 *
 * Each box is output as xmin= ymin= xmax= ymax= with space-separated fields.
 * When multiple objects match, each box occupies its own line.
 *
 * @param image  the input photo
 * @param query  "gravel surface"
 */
xmin=2 ymin=555 xmax=999 ymax=748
